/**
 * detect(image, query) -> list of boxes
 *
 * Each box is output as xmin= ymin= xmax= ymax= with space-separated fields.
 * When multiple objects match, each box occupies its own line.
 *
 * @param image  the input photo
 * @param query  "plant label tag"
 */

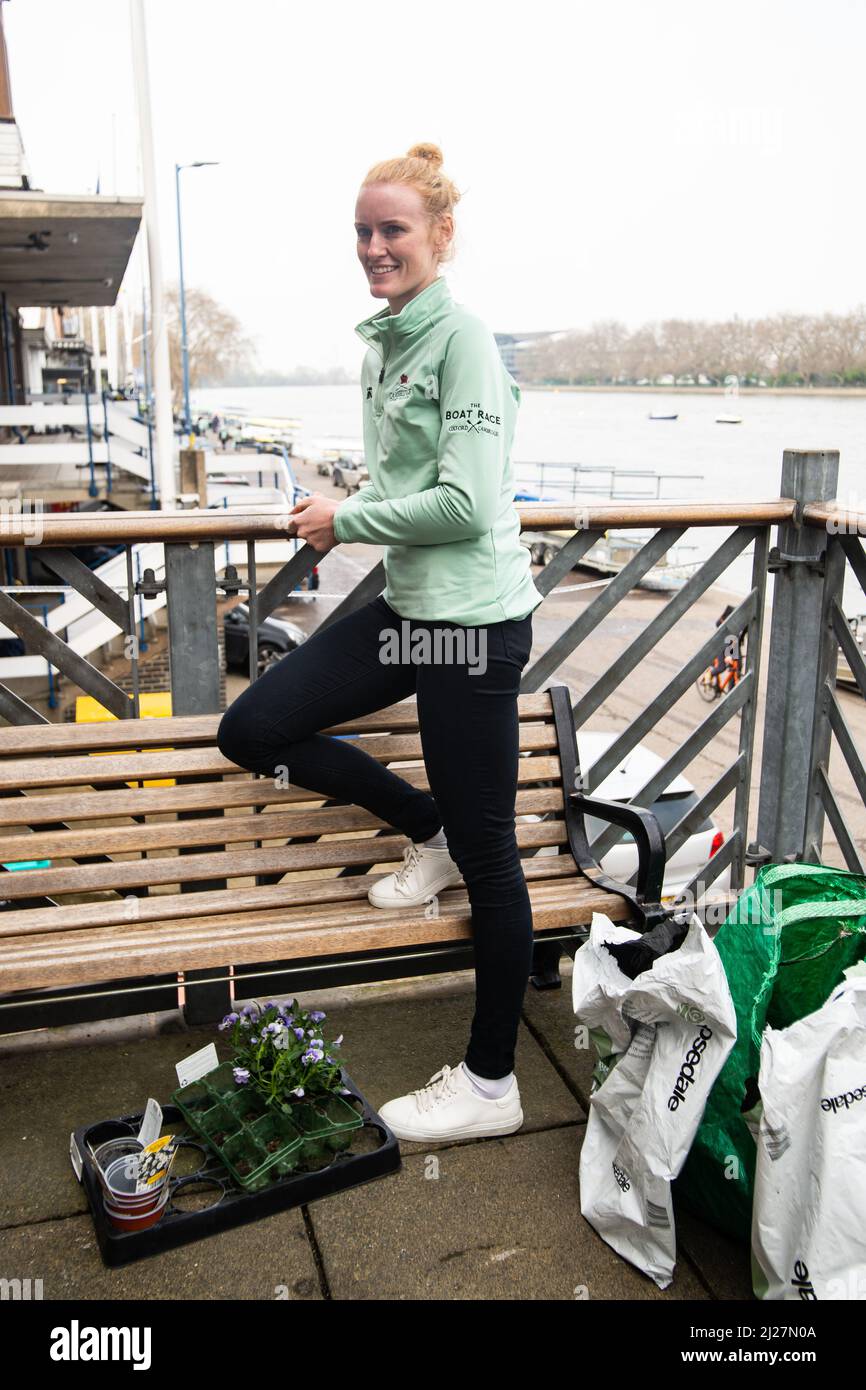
xmin=176 ymin=1042 xmax=219 ymax=1088
xmin=137 ymin=1097 xmax=163 ymax=1149
xmin=69 ymin=1131 xmax=83 ymax=1182
xmin=135 ymin=1135 xmax=178 ymax=1194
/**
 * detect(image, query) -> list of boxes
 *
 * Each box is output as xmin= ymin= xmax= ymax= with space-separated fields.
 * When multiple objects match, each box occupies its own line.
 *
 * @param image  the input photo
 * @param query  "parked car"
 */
xmin=331 ymin=454 xmax=369 ymax=493
xmin=223 ymin=603 xmax=307 ymax=676
xmin=519 ymin=728 xmax=731 ymax=908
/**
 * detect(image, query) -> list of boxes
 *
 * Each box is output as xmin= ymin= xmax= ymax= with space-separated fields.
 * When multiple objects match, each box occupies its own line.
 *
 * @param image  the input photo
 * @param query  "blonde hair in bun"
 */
xmin=360 ymin=142 xmax=461 ymax=264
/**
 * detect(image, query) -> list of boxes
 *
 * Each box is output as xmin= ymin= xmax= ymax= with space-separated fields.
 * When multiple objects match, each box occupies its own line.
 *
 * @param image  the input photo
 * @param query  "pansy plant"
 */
xmin=219 ymin=998 xmax=346 ymax=1110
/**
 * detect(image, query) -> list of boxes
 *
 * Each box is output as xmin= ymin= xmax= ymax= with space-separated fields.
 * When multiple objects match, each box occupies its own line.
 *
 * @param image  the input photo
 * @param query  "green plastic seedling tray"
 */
xmin=171 ymin=1067 xmax=362 ymax=1190
xmin=281 ymin=1093 xmax=364 ymax=1163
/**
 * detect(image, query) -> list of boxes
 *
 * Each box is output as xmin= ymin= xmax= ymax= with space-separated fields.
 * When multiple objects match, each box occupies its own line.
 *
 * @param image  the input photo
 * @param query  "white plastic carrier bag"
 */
xmin=572 ymin=910 xmax=737 ymax=1289
xmin=752 ymin=972 xmax=866 ymax=1300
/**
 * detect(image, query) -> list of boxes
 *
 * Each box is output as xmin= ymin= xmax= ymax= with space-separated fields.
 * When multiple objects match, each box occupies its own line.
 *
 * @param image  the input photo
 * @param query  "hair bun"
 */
xmin=406 ymin=142 xmax=444 ymax=169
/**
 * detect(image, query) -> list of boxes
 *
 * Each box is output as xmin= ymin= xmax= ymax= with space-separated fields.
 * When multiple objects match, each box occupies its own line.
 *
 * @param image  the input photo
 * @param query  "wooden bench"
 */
xmin=0 ymin=685 xmax=669 ymax=1033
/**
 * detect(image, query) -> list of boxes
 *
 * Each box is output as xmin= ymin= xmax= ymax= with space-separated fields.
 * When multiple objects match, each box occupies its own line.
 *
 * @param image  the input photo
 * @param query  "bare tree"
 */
xmin=133 ymin=285 xmax=256 ymax=401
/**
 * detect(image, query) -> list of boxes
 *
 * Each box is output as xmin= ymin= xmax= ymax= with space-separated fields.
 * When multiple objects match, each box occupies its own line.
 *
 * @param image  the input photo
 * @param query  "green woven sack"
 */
xmin=674 ymin=862 xmax=866 ymax=1243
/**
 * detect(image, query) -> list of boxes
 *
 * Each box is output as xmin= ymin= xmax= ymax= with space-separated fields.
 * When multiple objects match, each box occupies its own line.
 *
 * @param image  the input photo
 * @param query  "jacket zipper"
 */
xmin=372 ymin=343 xmax=386 ymax=418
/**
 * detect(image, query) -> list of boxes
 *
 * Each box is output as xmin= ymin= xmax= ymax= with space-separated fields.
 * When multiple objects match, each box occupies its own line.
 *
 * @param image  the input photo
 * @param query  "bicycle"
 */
xmin=696 ymin=648 xmax=742 ymax=701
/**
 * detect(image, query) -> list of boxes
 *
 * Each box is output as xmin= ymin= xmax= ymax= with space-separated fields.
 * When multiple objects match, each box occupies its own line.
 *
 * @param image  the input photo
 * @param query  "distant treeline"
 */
xmin=221 ymin=365 xmax=359 ymax=387
xmin=521 ymin=307 xmax=866 ymax=388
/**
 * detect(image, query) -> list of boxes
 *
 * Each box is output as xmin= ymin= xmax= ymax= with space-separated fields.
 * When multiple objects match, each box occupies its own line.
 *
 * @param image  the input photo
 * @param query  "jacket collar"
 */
xmin=355 ymin=274 xmax=453 ymax=349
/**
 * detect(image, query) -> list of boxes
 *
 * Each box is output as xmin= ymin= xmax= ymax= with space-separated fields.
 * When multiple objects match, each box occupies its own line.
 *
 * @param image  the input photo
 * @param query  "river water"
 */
xmin=193 ymin=384 xmax=866 ymax=612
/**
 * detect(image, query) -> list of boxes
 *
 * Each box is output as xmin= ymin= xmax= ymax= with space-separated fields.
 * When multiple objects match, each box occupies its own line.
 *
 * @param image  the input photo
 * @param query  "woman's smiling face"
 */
xmin=355 ymin=182 xmax=452 ymax=316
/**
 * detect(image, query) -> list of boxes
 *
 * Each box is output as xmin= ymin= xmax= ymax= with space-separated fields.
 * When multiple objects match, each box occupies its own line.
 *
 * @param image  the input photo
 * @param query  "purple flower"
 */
xmin=310 ymin=1009 xmax=326 ymax=1023
xmin=326 ymin=1056 xmax=335 ymax=1065
xmin=250 ymin=1035 xmax=260 ymax=1044
xmin=233 ymin=1067 xmax=250 ymax=1085
xmin=333 ymin=1034 xmax=344 ymax=1047
xmin=218 ymin=1011 xmax=239 ymax=1031
xmin=293 ymin=1027 xmax=305 ymax=1040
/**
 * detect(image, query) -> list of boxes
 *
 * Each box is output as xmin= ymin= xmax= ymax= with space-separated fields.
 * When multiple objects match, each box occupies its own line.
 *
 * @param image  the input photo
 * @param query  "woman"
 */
xmin=217 ymin=143 xmax=543 ymax=1142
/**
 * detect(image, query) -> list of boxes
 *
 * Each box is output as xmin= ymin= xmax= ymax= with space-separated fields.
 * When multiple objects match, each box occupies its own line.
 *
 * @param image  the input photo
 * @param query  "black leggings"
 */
xmin=216 ymin=594 xmax=535 ymax=1078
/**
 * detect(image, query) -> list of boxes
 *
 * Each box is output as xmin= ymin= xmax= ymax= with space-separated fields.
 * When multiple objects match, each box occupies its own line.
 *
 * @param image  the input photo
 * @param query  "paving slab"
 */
xmin=675 ymin=1208 xmax=753 ymax=1301
xmin=522 ymin=954 xmax=596 ymax=1106
xmin=308 ymin=1124 xmax=709 ymax=1300
xmin=0 ymin=1211 xmax=321 ymax=1301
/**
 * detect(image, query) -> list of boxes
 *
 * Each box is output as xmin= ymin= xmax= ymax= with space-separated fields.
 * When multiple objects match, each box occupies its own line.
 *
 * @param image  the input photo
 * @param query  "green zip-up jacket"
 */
xmin=332 ymin=274 xmax=542 ymax=626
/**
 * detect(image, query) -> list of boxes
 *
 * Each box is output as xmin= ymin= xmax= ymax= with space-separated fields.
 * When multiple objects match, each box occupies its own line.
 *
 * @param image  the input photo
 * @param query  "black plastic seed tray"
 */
xmin=71 ymin=1070 xmax=400 ymax=1268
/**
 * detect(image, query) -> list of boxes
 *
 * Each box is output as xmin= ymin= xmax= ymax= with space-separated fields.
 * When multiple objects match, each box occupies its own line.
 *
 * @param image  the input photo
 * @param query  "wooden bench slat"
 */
xmin=0 ymin=726 xmax=557 ymax=790
xmin=0 ymin=822 xmax=568 ymax=898
xmin=0 ymin=755 xmax=564 ymax=826
xmin=0 ymin=786 xmax=568 ymax=862
xmin=2 ymin=871 xmax=585 ymax=961
xmin=0 ymin=878 xmax=628 ymax=992
xmin=0 ymin=854 xmax=579 ymax=938
xmin=0 ymin=693 xmax=556 ymax=757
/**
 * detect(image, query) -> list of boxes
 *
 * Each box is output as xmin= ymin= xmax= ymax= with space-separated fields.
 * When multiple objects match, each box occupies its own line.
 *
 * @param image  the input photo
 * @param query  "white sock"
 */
xmin=419 ymin=827 xmax=448 ymax=850
xmin=461 ymin=1060 xmax=515 ymax=1099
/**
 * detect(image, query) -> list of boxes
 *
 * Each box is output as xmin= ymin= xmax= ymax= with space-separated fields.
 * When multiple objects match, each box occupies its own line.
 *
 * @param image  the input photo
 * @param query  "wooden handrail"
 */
xmin=0 ymin=498 xmax=797 ymax=546
xmin=802 ymin=502 xmax=866 ymax=532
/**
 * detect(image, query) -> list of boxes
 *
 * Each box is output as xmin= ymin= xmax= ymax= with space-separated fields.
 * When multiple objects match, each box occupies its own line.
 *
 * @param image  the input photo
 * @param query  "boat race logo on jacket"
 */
xmin=388 ymin=374 xmax=413 ymax=403
xmin=445 ymin=402 xmax=502 ymax=437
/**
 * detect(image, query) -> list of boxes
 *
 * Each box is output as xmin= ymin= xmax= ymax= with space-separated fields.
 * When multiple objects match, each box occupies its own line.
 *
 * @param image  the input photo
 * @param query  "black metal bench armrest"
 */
xmin=547 ymin=683 xmax=671 ymax=933
xmin=568 ymin=791 xmax=666 ymax=911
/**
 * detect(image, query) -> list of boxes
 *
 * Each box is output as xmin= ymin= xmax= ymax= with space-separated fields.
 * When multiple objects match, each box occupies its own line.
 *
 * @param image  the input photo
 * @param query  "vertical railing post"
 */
xmin=730 ymin=524 xmax=770 ymax=892
xmin=802 ymin=527 xmax=847 ymax=863
xmin=165 ymin=542 xmax=221 ymax=714
xmin=165 ymin=541 xmax=229 ymax=1023
xmin=756 ymin=450 xmax=840 ymax=863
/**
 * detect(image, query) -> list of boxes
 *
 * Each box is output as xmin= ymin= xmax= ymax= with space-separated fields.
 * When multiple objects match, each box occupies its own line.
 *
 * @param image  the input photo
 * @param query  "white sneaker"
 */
xmin=378 ymin=1062 xmax=524 ymax=1142
xmin=367 ymin=841 xmax=463 ymax=909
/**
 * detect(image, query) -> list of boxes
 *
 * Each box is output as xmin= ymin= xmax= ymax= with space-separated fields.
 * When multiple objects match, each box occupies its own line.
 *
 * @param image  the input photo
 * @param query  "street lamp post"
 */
xmin=175 ymin=160 xmax=219 ymax=439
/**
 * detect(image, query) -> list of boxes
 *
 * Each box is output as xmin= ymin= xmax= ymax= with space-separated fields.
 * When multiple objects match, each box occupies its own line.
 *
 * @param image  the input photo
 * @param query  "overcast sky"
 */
xmin=6 ymin=0 xmax=865 ymax=374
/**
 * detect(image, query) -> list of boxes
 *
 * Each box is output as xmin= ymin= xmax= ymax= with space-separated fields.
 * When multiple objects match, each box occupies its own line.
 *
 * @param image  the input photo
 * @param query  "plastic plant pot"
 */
xmin=203 ymin=1061 xmax=243 ymax=1098
xmin=174 ymin=1080 xmax=210 ymax=1111
xmin=101 ymin=1163 xmax=169 ymax=1210
xmin=283 ymin=1101 xmax=335 ymax=1164
xmin=197 ymin=1102 xmax=238 ymax=1142
xmin=284 ymin=1093 xmax=364 ymax=1162
xmin=225 ymin=1086 xmax=265 ymax=1124
xmin=92 ymin=1137 xmax=143 ymax=1175
xmin=318 ymin=1093 xmax=365 ymax=1152
xmin=104 ymin=1185 xmax=169 ymax=1232
xmin=221 ymin=1132 xmax=272 ymax=1191
xmin=249 ymin=1111 xmax=303 ymax=1177
xmin=102 ymin=1153 xmax=145 ymax=1198
xmin=102 ymin=1185 xmax=167 ymax=1212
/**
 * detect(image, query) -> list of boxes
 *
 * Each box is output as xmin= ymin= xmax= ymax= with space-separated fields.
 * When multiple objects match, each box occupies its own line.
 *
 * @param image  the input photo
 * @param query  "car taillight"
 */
xmin=709 ymin=830 xmax=724 ymax=857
